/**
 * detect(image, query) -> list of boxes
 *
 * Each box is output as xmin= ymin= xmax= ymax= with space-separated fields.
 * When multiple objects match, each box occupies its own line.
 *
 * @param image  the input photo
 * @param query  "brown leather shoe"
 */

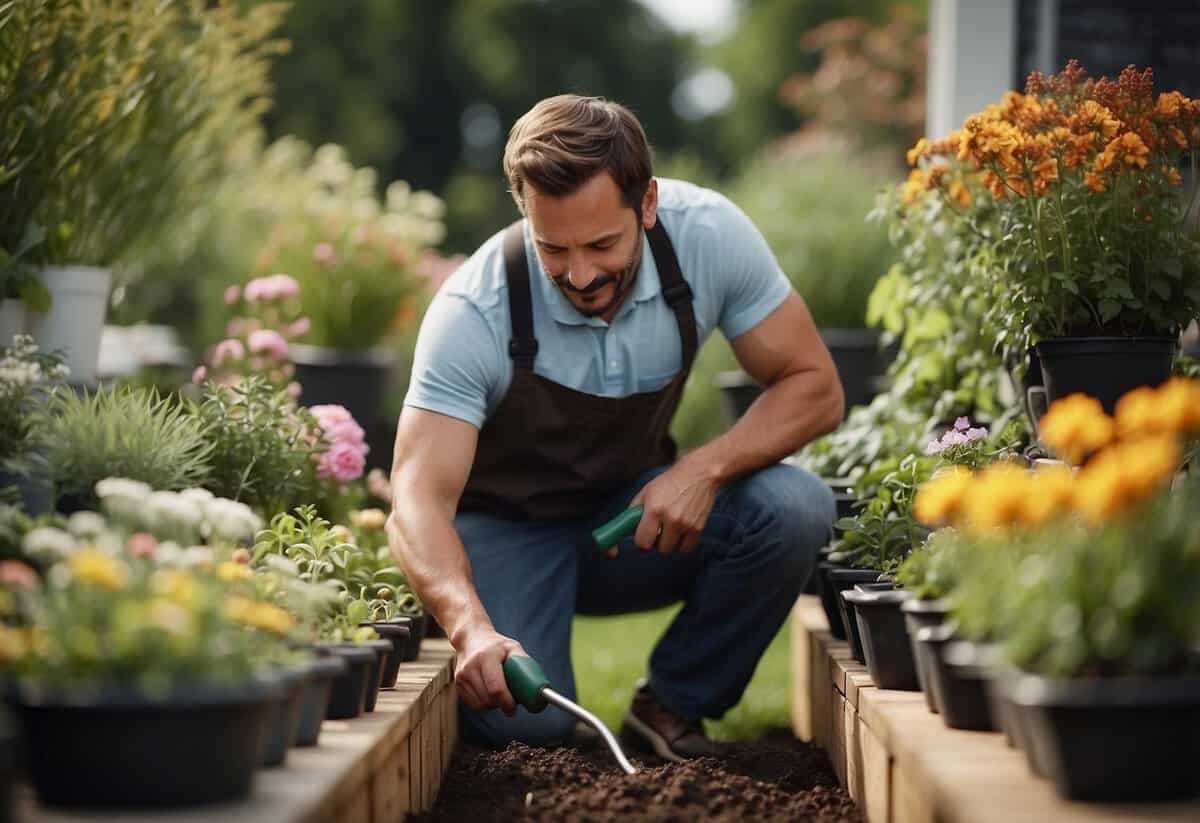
xmin=619 ymin=682 xmax=718 ymax=762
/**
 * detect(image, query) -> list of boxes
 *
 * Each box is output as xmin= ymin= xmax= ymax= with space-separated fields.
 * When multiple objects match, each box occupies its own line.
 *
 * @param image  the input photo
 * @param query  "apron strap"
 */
xmin=501 ymin=217 xmax=698 ymax=372
xmin=501 ymin=221 xmax=538 ymax=371
xmin=647 ymin=219 xmax=698 ymax=370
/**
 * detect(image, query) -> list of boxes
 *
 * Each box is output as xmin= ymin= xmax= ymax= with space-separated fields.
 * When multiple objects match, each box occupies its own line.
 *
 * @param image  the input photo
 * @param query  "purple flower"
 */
xmin=954 ymin=416 xmax=971 ymax=431
xmin=965 ymin=426 xmax=988 ymax=442
xmin=924 ymin=439 xmax=944 ymax=455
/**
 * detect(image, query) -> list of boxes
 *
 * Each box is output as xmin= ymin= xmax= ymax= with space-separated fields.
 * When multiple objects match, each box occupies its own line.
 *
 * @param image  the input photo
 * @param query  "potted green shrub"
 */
xmin=0 ymin=1 xmax=284 ymax=385
xmin=910 ymin=61 xmax=1200 ymax=413
xmin=6 ymin=492 xmax=298 ymax=807
xmin=0 ymin=335 xmax=66 ymax=511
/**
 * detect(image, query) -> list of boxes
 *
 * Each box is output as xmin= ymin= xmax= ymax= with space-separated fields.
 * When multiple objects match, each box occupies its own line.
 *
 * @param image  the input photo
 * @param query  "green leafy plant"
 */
xmin=0 ymin=0 xmax=286 ymax=269
xmin=830 ymin=453 xmax=934 ymax=572
xmin=192 ymin=377 xmax=322 ymax=515
xmin=35 ymin=386 xmax=212 ymax=506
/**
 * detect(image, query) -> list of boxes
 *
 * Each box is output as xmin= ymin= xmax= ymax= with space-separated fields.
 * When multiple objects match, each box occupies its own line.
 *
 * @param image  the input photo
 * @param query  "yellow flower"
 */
xmin=906 ymin=137 xmax=928 ymax=167
xmin=961 ymin=462 xmax=1031 ymax=533
xmin=1039 ymin=393 xmax=1115 ymax=464
xmin=1071 ymin=454 xmax=1127 ymax=523
xmin=0 ymin=625 xmax=26 ymax=662
xmin=1114 ymin=385 xmax=1161 ymax=437
xmin=1106 ymin=132 xmax=1149 ymax=169
xmin=901 ymin=169 xmax=927 ymax=204
xmin=1155 ymin=378 xmax=1200 ymax=435
xmin=148 ymin=599 xmax=194 ymax=636
xmin=69 ymin=548 xmax=129 ymax=592
xmin=914 ymin=467 xmax=974 ymax=526
xmin=1019 ymin=463 xmax=1076 ymax=526
xmin=350 ymin=508 xmax=388 ymax=530
xmin=1117 ymin=436 xmax=1180 ymax=499
xmin=224 ymin=597 xmax=295 ymax=635
xmin=151 ymin=569 xmax=197 ymax=606
xmin=217 ymin=561 xmax=253 ymax=583
xmin=948 ymin=179 xmax=972 ymax=207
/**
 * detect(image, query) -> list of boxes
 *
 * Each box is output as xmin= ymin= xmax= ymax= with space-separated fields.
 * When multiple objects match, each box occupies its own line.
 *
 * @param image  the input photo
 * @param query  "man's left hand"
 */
xmin=619 ymin=459 xmax=719 ymax=556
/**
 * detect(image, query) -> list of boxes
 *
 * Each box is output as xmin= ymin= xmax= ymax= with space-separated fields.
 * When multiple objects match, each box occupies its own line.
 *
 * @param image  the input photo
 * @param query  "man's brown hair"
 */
xmin=503 ymin=95 xmax=654 ymax=217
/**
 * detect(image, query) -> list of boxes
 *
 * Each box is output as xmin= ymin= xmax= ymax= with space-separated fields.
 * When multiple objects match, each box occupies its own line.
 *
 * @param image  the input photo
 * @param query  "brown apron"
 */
xmin=458 ymin=219 xmax=699 ymax=521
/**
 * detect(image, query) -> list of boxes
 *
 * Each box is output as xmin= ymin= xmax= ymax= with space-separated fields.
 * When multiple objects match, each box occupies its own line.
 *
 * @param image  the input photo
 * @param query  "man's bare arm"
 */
xmin=385 ymin=406 xmax=523 ymax=713
xmin=628 ymin=292 xmax=843 ymax=553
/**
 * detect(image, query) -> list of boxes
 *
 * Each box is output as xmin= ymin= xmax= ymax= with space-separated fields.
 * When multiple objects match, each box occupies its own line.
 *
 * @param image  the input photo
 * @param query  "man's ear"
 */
xmin=640 ymin=178 xmax=658 ymax=230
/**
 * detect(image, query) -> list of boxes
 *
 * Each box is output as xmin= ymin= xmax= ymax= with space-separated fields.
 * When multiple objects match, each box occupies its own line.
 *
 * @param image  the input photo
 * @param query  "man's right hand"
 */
xmin=453 ymin=624 xmax=527 ymax=715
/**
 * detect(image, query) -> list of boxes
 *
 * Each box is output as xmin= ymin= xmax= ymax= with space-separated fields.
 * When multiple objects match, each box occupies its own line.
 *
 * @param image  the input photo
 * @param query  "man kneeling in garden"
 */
xmin=386 ymin=95 xmax=843 ymax=760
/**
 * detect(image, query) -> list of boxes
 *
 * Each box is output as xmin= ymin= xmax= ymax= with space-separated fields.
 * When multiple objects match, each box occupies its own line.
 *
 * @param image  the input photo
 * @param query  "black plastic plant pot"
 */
xmin=916 ymin=627 xmax=993 ymax=731
xmin=362 ymin=622 xmax=411 ymax=688
xmin=295 ymin=655 xmax=347 ymax=747
xmin=404 ymin=611 xmax=428 ymax=659
xmin=901 ymin=598 xmax=950 ymax=713
xmin=0 ymin=705 xmax=16 ymax=822
xmin=816 ymin=561 xmax=847 ymax=641
xmin=982 ymin=670 xmax=1019 ymax=750
xmin=319 ymin=644 xmax=376 ymax=720
xmin=1035 ymin=335 xmax=1176 ymax=414
xmin=11 ymin=677 xmax=279 ymax=807
xmin=382 ymin=616 xmax=416 ymax=662
xmin=260 ymin=668 xmax=307 ymax=768
xmin=831 ymin=568 xmax=882 ymax=663
xmin=360 ymin=639 xmax=394 ymax=712
xmin=1010 ymin=673 xmax=1200 ymax=801
xmin=843 ymin=588 xmax=919 ymax=690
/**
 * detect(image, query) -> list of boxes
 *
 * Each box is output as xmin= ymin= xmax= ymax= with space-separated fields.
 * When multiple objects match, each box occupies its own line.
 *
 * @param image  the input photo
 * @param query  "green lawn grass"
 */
xmin=570 ymin=608 xmax=792 ymax=742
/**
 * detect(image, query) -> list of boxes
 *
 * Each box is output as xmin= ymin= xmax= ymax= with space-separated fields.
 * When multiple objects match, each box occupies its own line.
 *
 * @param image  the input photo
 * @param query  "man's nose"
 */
xmin=565 ymin=253 xmax=602 ymax=289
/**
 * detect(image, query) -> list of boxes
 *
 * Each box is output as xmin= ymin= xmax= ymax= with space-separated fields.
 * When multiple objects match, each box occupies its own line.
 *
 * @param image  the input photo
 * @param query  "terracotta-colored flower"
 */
xmin=1039 ymin=394 xmax=1115 ymax=465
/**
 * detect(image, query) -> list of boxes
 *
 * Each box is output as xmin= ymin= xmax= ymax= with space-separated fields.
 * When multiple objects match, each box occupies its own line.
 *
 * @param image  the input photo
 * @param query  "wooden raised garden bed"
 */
xmin=790 ymin=596 xmax=1200 ymax=823
xmin=22 ymin=640 xmax=457 ymax=822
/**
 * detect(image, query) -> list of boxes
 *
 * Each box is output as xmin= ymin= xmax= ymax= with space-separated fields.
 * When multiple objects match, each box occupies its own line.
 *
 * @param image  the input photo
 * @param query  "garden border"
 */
xmin=790 ymin=595 xmax=1200 ymax=823
xmin=22 ymin=639 xmax=457 ymax=822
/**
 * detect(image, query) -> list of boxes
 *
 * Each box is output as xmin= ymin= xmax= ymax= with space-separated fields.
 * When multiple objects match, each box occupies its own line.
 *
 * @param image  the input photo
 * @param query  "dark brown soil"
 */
xmin=416 ymin=728 xmax=861 ymax=822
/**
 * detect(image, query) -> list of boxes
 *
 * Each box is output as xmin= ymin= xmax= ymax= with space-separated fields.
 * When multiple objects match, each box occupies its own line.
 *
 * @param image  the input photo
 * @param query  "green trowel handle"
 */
xmin=591 ymin=505 xmax=644 ymax=551
xmin=503 ymin=654 xmax=550 ymax=712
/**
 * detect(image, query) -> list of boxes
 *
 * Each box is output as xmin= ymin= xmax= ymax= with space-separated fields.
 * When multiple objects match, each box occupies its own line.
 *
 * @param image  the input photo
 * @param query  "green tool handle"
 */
xmin=590 ymin=505 xmax=644 ymax=551
xmin=503 ymin=654 xmax=550 ymax=712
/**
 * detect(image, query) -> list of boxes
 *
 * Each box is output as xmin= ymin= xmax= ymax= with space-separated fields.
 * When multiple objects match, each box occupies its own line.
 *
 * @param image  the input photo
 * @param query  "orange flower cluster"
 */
xmin=904 ymin=61 xmax=1200 ymax=207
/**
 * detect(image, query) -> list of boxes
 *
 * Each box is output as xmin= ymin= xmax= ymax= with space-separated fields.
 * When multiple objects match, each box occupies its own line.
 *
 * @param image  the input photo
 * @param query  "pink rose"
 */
xmin=191 ymin=365 xmax=208 ymax=384
xmin=318 ymin=441 xmax=366 ymax=482
xmin=243 ymin=277 xmax=271 ymax=303
xmin=224 ymin=285 xmax=241 ymax=305
xmin=310 ymin=404 xmax=354 ymax=428
xmin=127 ymin=533 xmax=158 ymax=558
xmin=247 ymin=329 xmax=289 ymax=360
xmin=211 ymin=338 xmax=246 ymax=367
xmin=325 ymin=419 xmax=367 ymax=448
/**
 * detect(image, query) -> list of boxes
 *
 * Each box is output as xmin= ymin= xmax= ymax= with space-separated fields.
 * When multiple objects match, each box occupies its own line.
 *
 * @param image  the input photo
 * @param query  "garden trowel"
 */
xmin=499 ymin=506 xmax=648 ymax=775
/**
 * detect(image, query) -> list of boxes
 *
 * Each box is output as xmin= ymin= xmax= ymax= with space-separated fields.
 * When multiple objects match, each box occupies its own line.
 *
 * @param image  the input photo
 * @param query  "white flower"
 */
xmin=23 ymin=527 xmax=78 ymax=560
xmin=66 ymin=511 xmax=109 ymax=539
xmin=178 ymin=488 xmax=215 ymax=507
xmin=410 ymin=190 xmax=446 ymax=220
xmin=204 ymin=498 xmax=263 ymax=543
xmin=95 ymin=477 xmax=152 ymax=508
xmin=182 ymin=546 xmax=214 ymax=567
xmin=146 ymin=491 xmax=204 ymax=542
xmin=154 ymin=541 xmax=185 ymax=566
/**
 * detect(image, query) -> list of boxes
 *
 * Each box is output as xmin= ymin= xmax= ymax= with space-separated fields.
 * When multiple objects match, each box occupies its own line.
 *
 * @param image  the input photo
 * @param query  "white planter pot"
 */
xmin=26 ymin=266 xmax=112 ymax=385
xmin=0 ymin=299 xmax=25 ymax=347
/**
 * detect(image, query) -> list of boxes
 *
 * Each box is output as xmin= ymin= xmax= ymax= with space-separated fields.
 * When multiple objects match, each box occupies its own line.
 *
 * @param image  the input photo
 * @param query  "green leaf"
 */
xmin=1098 ymin=300 xmax=1121 ymax=322
xmin=17 ymin=275 xmax=52 ymax=313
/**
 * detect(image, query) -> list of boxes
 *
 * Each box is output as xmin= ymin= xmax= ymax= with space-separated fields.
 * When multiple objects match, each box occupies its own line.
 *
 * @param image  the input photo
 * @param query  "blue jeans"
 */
xmin=455 ymin=462 xmax=835 ymax=746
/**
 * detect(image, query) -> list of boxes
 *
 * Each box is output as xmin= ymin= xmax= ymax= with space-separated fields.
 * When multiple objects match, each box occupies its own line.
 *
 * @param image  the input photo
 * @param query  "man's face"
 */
xmin=524 ymin=173 xmax=655 ymax=320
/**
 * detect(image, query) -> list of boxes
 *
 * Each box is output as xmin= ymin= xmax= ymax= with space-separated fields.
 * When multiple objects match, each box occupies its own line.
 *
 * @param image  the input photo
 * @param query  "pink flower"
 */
xmin=313 ymin=242 xmax=337 ymax=264
xmin=953 ymin=416 xmax=971 ymax=431
xmin=965 ymin=426 xmax=989 ymax=442
xmin=318 ymin=441 xmax=366 ymax=482
xmin=941 ymin=430 xmax=969 ymax=446
xmin=268 ymin=273 xmax=300 ymax=300
xmin=126 ymin=533 xmax=158 ymax=558
xmin=191 ymin=365 xmax=208 ymax=384
xmin=0 ymin=560 xmax=39 ymax=589
xmin=326 ymin=420 xmax=368 ymax=450
xmin=211 ymin=338 xmax=246 ymax=367
xmin=924 ymin=439 xmax=944 ymax=455
xmin=287 ymin=316 xmax=311 ymax=339
xmin=366 ymin=468 xmax=392 ymax=501
xmin=243 ymin=277 xmax=271 ymax=303
xmin=247 ymin=329 xmax=289 ymax=360
xmin=286 ymin=381 xmax=302 ymax=399
xmin=224 ymin=285 xmax=241 ymax=305
xmin=310 ymin=404 xmax=354 ymax=428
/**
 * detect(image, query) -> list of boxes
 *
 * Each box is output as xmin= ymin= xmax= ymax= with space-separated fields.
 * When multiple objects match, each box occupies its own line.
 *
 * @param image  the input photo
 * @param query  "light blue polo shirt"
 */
xmin=404 ymin=178 xmax=792 ymax=428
